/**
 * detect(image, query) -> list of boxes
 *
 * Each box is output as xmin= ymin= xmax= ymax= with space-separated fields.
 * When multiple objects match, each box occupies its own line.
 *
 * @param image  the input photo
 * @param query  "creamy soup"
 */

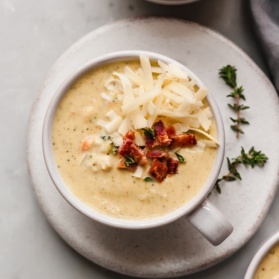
xmin=253 ymin=243 xmax=279 ymax=279
xmin=52 ymin=59 xmax=217 ymax=219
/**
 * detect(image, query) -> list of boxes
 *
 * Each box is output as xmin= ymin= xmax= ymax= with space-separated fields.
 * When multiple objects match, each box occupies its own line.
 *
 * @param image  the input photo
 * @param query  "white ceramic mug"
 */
xmin=245 ymin=231 xmax=279 ymax=279
xmin=42 ymin=50 xmax=233 ymax=246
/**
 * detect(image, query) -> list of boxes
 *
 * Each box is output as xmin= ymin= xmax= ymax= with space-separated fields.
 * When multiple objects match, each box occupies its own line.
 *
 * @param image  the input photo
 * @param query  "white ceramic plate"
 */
xmin=27 ymin=18 xmax=279 ymax=278
xmin=146 ymin=0 xmax=199 ymax=5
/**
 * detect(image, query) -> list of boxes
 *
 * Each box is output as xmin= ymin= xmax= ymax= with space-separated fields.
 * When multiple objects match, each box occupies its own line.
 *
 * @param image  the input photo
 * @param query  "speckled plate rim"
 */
xmin=27 ymin=18 xmax=279 ymax=278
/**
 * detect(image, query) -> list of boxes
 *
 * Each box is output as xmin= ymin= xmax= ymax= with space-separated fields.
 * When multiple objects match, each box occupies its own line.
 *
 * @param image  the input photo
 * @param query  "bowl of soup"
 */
xmin=245 ymin=231 xmax=279 ymax=279
xmin=42 ymin=50 xmax=232 ymax=245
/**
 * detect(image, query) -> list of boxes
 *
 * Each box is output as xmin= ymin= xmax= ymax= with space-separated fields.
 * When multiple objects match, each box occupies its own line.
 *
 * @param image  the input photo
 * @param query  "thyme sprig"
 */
xmin=124 ymin=155 xmax=136 ymax=167
xmin=215 ymin=147 xmax=268 ymax=194
xmin=219 ymin=65 xmax=250 ymax=138
xmin=141 ymin=127 xmax=155 ymax=139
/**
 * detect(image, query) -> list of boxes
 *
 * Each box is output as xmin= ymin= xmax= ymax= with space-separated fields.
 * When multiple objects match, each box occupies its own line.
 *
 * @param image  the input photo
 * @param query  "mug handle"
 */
xmin=187 ymin=199 xmax=233 ymax=246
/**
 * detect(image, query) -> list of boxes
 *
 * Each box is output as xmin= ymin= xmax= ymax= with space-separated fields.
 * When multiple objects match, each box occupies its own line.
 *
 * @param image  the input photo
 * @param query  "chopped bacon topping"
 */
xmin=153 ymin=120 xmax=172 ymax=146
xmin=166 ymin=125 xmax=176 ymax=138
xmin=145 ymin=135 xmax=155 ymax=148
xmin=146 ymin=150 xmax=169 ymax=159
xmin=117 ymin=158 xmax=137 ymax=172
xmin=171 ymin=134 xmax=197 ymax=148
xmin=117 ymin=122 xmax=198 ymax=182
xmin=126 ymin=130 xmax=135 ymax=140
xmin=130 ymin=143 xmax=148 ymax=165
xmin=118 ymin=131 xmax=135 ymax=156
xmin=149 ymin=159 xmax=168 ymax=183
xmin=167 ymin=158 xmax=179 ymax=175
xmin=118 ymin=137 xmax=133 ymax=156
xmin=118 ymin=131 xmax=147 ymax=171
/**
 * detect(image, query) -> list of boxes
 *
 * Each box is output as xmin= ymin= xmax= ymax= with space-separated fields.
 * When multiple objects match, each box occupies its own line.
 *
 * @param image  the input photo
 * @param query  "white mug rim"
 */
xmin=42 ymin=50 xmax=225 ymax=229
xmin=245 ymin=231 xmax=279 ymax=278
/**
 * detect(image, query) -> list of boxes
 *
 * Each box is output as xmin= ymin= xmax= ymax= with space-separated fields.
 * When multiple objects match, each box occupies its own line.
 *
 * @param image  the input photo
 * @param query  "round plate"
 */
xmin=27 ymin=18 xmax=279 ymax=278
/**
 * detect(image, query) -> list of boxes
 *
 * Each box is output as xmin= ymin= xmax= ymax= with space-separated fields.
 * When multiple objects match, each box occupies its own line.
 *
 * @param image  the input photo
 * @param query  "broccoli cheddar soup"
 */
xmin=52 ymin=56 xmax=218 ymax=219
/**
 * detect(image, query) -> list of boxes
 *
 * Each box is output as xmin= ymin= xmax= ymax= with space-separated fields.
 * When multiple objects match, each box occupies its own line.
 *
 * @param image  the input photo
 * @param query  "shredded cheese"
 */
xmin=140 ymin=55 xmax=153 ymax=91
xmin=132 ymin=166 xmax=144 ymax=178
xmin=118 ymin=117 xmax=132 ymax=135
xmin=96 ymin=55 xmax=216 ymax=144
xmin=189 ymin=128 xmax=219 ymax=145
xmin=122 ymin=87 xmax=161 ymax=114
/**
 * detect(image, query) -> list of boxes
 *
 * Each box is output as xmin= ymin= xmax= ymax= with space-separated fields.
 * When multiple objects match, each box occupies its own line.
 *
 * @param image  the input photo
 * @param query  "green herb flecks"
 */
xmin=219 ymin=65 xmax=249 ymax=138
xmin=144 ymin=177 xmax=154 ymax=182
xmin=100 ymin=135 xmax=111 ymax=140
xmin=214 ymin=147 xmax=268 ymax=194
xmin=124 ymin=155 xmax=136 ymax=167
xmin=141 ymin=127 xmax=155 ymax=139
xmin=175 ymin=152 xmax=186 ymax=164
xmin=110 ymin=142 xmax=119 ymax=155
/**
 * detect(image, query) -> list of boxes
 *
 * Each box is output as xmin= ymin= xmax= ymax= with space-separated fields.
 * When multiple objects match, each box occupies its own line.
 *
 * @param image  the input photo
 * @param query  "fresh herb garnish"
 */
xmin=144 ymin=177 xmax=154 ymax=182
xmin=175 ymin=152 xmax=186 ymax=163
xmin=141 ymin=127 xmax=155 ymax=139
xmin=214 ymin=147 xmax=268 ymax=194
xmin=124 ymin=155 xmax=136 ymax=167
xmin=219 ymin=65 xmax=249 ymax=138
xmin=101 ymin=135 xmax=111 ymax=140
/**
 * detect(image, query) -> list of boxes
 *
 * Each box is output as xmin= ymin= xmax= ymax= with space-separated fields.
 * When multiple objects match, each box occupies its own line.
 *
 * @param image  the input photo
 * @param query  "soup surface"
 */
xmin=52 ymin=59 xmax=217 ymax=219
xmin=253 ymin=243 xmax=279 ymax=279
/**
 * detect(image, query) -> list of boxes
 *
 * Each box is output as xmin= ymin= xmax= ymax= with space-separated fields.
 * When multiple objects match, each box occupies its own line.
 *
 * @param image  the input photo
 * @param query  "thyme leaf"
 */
xmin=124 ymin=155 xmax=136 ymax=167
xmin=219 ymin=65 xmax=237 ymax=88
xmin=141 ymin=127 xmax=155 ymax=139
xmin=144 ymin=177 xmax=154 ymax=182
xmin=214 ymin=146 xmax=268 ymax=194
xmin=175 ymin=152 xmax=186 ymax=163
xmin=219 ymin=65 xmax=249 ymax=138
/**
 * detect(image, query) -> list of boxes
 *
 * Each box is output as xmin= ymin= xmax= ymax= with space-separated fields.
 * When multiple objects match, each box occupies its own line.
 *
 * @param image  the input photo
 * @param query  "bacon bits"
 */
xmin=145 ymin=136 xmax=155 ymax=148
xmin=118 ymin=131 xmax=135 ymax=156
xmin=153 ymin=120 xmax=172 ymax=146
xmin=130 ymin=144 xmax=148 ymax=165
xmin=149 ymin=159 xmax=168 ymax=183
xmin=166 ymin=125 xmax=176 ymax=138
xmin=117 ymin=158 xmax=137 ymax=172
xmin=167 ymin=158 xmax=179 ymax=175
xmin=118 ymin=131 xmax=147 ymax=171
xmin=171 ymin=134 xmax=197 ymax=148
xmin=146 ymin=150 xmax=169 ymax=159
xmin=143 ymin=121 xmax=196 ymax=150
xmin=117 ymin=121 xmax=197 ymax=182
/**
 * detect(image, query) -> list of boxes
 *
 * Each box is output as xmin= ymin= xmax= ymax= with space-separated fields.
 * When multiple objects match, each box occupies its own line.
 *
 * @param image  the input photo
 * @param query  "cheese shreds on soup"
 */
xmin=52 ymin=57 xmax=218 ymax=219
